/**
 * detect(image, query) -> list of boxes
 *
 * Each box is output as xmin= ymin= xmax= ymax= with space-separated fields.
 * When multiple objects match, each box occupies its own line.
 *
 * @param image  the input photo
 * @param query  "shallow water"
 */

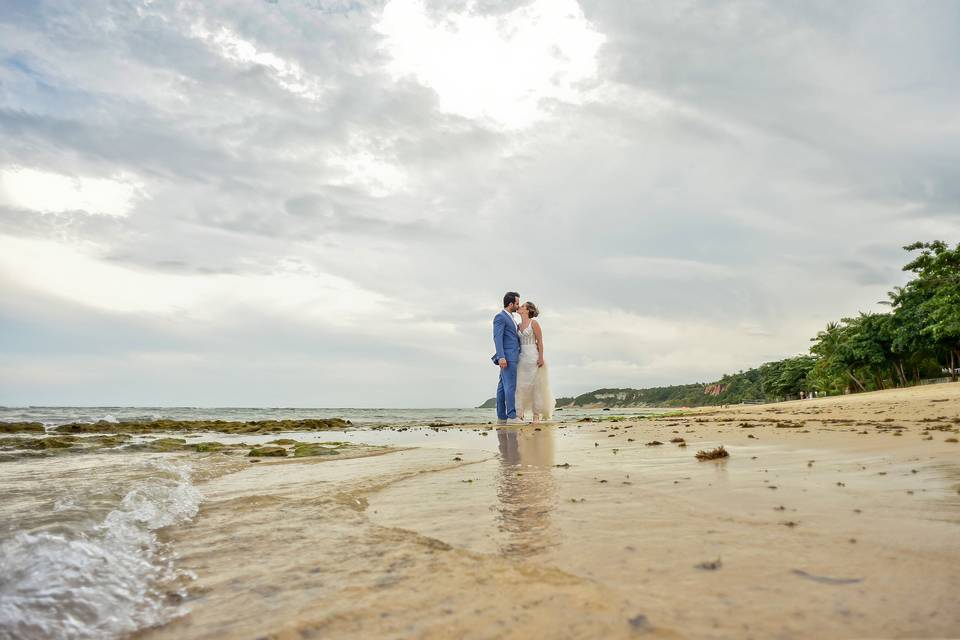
xmin=0 ymin=453 xmax=232 ymax=639
xmin=138 ymin=422 xmax=960 ymax=639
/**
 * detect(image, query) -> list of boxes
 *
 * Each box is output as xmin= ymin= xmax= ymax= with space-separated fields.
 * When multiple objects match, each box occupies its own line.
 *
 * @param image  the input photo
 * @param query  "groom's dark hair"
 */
xmin=503 ymin=291 xmax=519 ymax=308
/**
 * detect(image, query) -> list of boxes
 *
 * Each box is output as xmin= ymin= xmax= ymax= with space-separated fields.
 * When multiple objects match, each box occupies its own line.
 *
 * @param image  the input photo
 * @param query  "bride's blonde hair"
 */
xmin=523 ymin=301 xmax=539 ymax=318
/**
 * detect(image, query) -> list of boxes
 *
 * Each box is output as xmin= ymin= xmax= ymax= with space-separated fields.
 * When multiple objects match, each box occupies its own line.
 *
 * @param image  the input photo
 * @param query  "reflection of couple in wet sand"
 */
xmin=496 ymin=427 xmax=557 ymax=556
xmin=491 ymin=291 xmax=556 ymax=425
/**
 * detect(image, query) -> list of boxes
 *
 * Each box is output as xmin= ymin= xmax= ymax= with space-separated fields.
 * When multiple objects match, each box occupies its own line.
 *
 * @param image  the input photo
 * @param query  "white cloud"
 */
xmin=0 ymin=235 xmax=385 ymax=321
xmin=600 ymin=256 xmax=737 ymax=280
xmin=325 ymin=134 xmax=409 ymax=196
xmin=191 ymin=24 xmax=325 ymax=101
xmin=0 ymin=167 xmax=144 ymax=217
xmin=375 ymin=0 xmax=605 ymax=127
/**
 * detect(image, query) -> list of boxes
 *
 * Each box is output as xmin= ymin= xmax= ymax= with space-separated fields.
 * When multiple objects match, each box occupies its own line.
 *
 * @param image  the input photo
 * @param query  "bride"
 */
xmin=515 ymin=301 xmax=555 ymax=423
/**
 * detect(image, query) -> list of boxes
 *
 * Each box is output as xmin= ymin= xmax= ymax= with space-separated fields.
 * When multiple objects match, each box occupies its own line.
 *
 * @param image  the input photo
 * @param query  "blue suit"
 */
xmin=492 ymin=309 xmax=521 ymax=420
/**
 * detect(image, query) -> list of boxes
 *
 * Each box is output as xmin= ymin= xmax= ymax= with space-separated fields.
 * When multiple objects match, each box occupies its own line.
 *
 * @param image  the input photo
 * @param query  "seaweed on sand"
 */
xmin=695 ymin=558 xmax=722 ymax=570
xmin=695 ymin=445 xmax=729 ymax=461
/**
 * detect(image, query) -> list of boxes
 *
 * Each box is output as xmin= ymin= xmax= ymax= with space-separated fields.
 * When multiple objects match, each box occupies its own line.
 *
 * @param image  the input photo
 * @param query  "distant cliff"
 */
xmin=478 ymin=386 xmax=704 ymax=409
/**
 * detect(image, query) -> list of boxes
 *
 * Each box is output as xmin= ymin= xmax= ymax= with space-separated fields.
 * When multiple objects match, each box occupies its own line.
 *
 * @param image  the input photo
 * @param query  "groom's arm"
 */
xmin=493 ymin=315 xmax=507 ymax=366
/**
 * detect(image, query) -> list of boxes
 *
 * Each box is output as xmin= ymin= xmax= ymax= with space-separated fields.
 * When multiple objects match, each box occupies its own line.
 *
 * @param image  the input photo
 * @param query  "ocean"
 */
xmin=0 ymin=405 xmax=664 ymax=428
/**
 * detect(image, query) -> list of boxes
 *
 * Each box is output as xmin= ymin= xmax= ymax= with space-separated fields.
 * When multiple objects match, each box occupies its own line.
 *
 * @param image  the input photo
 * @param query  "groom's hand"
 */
xmin=499 ymin=358 xmax=508 ymax=369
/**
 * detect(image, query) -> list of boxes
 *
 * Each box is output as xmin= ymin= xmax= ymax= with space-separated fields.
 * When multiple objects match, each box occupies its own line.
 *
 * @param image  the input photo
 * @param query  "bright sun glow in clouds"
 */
xmin=0 ymin=167 xmax=144 ymax=217
xmin=375 ymin=0 xmax=605 ymax=128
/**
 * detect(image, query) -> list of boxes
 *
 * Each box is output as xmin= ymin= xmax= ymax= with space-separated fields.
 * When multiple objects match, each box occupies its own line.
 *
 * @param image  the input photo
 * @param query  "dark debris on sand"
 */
xmin=695 ymin=445 xmax=729 ymax=461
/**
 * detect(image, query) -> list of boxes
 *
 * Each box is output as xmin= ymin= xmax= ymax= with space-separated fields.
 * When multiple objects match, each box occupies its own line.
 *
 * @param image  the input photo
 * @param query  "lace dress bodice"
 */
xmin=519 ymin=323 xmax=537 ymax=349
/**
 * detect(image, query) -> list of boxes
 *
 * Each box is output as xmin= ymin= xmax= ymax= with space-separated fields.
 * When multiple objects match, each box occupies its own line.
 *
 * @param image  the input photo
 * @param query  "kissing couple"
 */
xmin=491 ymin=291 xmax=556 ymax=425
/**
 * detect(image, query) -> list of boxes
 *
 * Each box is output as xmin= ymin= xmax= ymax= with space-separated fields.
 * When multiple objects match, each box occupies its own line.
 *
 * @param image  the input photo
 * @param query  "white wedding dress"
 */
xmin=516 ymin=321 xmax=555 ymax=421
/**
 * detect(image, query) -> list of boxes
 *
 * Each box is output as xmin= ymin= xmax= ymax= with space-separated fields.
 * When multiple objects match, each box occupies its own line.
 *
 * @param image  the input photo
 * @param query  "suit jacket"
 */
xmin=492 ymin=309 xmax=521 ymax=364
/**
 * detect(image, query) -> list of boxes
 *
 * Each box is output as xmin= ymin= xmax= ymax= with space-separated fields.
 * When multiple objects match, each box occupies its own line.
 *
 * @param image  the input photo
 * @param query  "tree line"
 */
xmin=703 ymin=241 xmax=959 ymax=402
xmin=807 ymin=241 xmax=959 ymax=395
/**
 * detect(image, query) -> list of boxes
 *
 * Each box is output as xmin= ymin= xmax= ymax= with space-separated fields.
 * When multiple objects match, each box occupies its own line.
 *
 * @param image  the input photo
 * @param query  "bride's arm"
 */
xmin=532 ymin=320 xmax=545 ymax=367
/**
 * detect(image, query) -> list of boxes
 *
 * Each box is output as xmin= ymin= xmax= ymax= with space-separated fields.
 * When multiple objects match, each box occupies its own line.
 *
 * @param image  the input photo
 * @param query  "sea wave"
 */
xmin=0 ymin=459 xmax=201 ymax=639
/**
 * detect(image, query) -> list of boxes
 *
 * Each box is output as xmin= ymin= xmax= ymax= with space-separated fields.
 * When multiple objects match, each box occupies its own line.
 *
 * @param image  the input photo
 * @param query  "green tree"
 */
xmin=902 ymin=241 xmax=960 ymax=380
xmin=810 ymin=321 xmax=861 ymax=392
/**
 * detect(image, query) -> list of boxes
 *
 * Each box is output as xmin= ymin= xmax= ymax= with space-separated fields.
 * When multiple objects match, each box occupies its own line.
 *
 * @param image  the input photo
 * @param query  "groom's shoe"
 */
xmin=496 ymin=419 xmax=507 ymax=425
xmin=505 ymin=418 xmax=523 ymax=425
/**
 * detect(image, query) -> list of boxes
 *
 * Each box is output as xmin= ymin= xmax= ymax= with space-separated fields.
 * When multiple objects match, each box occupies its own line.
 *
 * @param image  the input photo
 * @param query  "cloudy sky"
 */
xmin=1 ymin=0 xmax=958 ymax=407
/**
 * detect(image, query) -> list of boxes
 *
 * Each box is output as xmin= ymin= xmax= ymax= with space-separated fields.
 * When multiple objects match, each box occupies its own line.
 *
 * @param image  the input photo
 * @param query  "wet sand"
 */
xmin=141 ymin=383 xmax=960 ymax=639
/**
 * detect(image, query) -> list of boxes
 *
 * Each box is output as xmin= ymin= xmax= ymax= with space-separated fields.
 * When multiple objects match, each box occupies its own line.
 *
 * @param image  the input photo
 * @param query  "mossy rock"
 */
xmin=292 ymin=443 xmax=341 ymax=457
xmin=0 ymin=422 xmax=45 ymax=433
xmin=87 ymin=434 xmax=132 ymax=446
xmin=194 ymin=441 xmax=226 ymax=453
xmin=54 ymin=422 xmax=121 ymax=434
xmin=0 ymin=436 xmax=77 ymax=450
xmin=26 ymin=436 xmax=80 ymax=450
xmin=248 ymin=445 xmax=288 ymax=457
xmin=53 ymin=418 xmax=352 ymax=435
xmin=268 ymin=438 xmax=298 ymax=445
xmin=148 ymin=437 xmax=189 ymax=451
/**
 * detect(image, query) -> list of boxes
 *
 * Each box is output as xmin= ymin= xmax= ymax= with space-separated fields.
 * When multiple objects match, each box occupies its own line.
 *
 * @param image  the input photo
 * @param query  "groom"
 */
xmin=492 ymin=291 xmax=522 ymax=425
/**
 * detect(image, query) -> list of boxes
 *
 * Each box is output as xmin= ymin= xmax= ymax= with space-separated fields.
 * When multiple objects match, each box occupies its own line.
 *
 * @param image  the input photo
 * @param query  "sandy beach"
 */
xmin=128 ymin=382 xmax=960 ymax=639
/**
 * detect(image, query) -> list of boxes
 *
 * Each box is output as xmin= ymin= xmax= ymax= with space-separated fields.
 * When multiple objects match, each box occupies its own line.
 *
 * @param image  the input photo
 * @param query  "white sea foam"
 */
xmin=100 ymin=414 xmax=119 ymax=423
xmin=0 ymin=460 xmax=201 ymax=639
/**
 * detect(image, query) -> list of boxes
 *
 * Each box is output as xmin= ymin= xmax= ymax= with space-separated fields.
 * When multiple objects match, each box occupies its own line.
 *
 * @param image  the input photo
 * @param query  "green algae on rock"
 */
xmin=0 ymin=432 xmax=390 ymax=464
xmin=35 ymin=436 xmax=80 ymax=449
xmin=0 ymin=435 xmax=79 ymax=450
xmin=248 ymin=445 xmax=289 ymax=457
xmin=138 ymin=437 xmax=191 ymax=452
xmin=86 ymin=434 xmax=133 ymax=447
xmin=52 ymin=418 xmax=352 ymax=434
xmin=194 ymin=441 xmax=226 ymax=453
xmin=0 ymin=422 xmax=45 ymax=433
xmin=292 ymin=443 xmax=342 ymax=457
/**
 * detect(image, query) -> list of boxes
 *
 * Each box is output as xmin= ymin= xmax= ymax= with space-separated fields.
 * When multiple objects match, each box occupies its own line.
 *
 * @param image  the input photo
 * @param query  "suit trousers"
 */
xmin=496 ymin=359 xmax=518 ymax=420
